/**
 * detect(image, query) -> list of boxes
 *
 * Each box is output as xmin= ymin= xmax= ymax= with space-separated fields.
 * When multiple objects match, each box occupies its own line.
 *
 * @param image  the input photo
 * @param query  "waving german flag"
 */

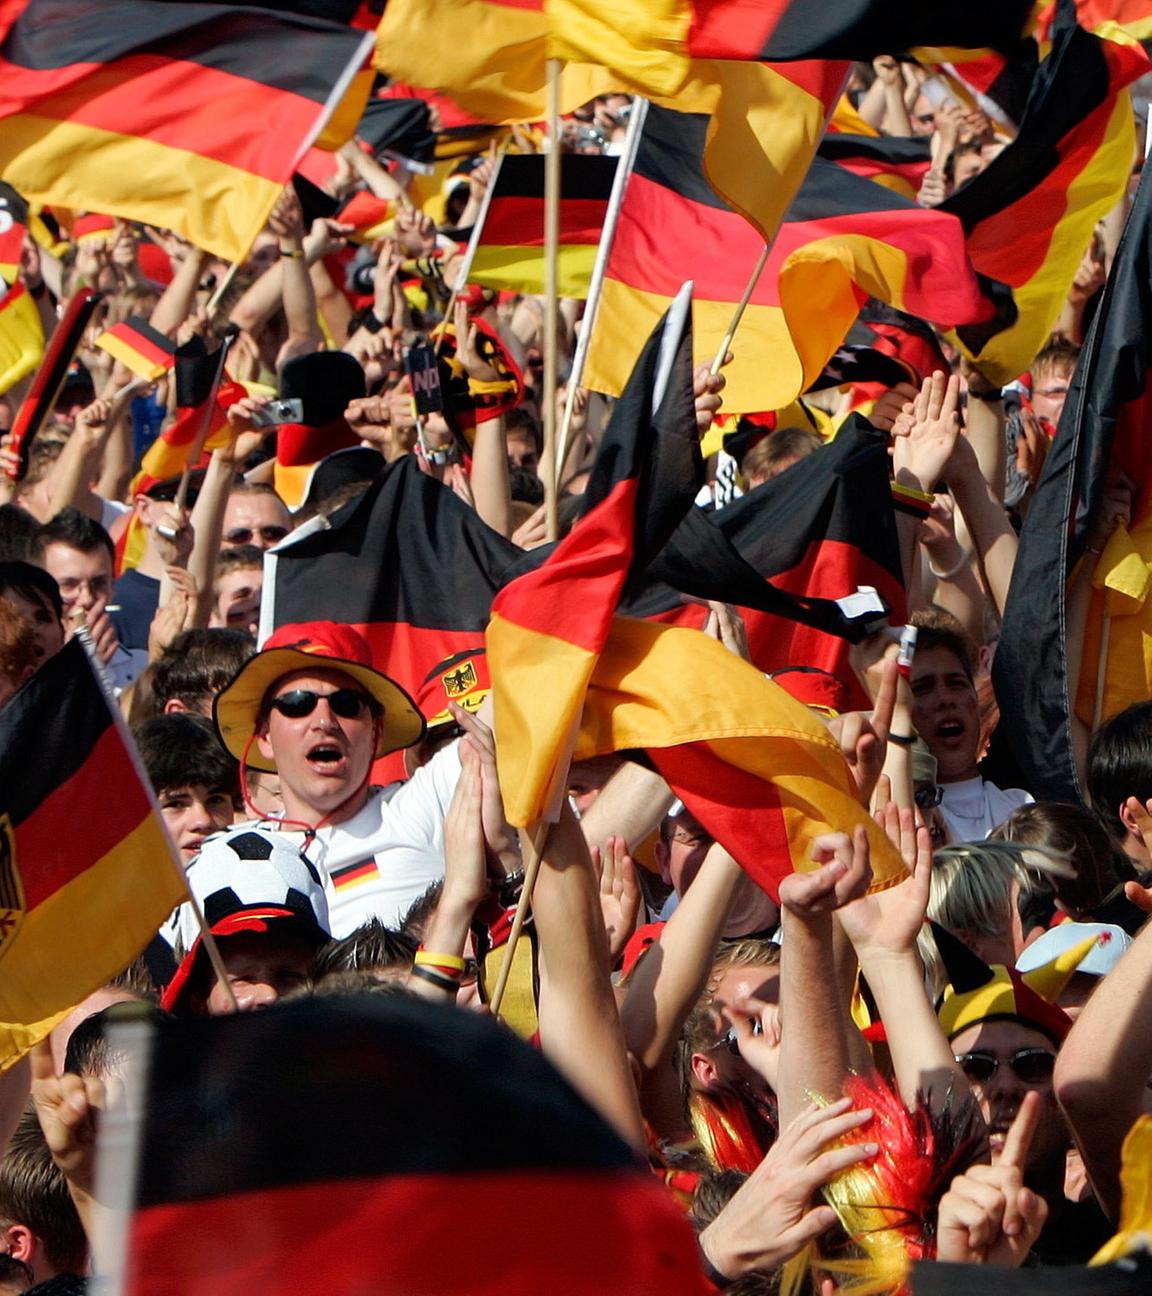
xmin=582 ymin=104 xmax=1011 ymax=415
xmin=941 ymin=5 xmax=1149 ymax=383
xmin=95 ymin=316 xmax=176 ymax=382
xmin=139 ymin=337 xmax=239 ymax=481
xmin=489 ymin=294 xmax=904 ymax=897
xmin=460 ymin=153 xmax=617 ymax=298
xmin=817 ymin=134 xmax=933 ymax=201
xmin=0 ymin=0 xmax=374 ymax=262
xmin=0 ymin=277 xmax=42 ymax=396
xmin=0 ymin=183 xmax=27 ymax=283
xmin=0 ymin=637 xmax=187 ymax=1066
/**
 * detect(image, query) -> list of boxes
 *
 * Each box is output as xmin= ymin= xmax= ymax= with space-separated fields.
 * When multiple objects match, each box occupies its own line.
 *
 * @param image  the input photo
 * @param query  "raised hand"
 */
xmin=698 ymin=1098 xmax=878 ymax=1280
xmin=30 ymin=1039 xmax=104 ymax=1195
xmin=836 ymin=815 xmax=931 ymax=959
xmin=589 ymin=834 xmax=641 ymax=965
xmin=936 ymin=1091 xmax=1048 ymax=1265
xmin=891 ymin=371 xmax=962 ymax=493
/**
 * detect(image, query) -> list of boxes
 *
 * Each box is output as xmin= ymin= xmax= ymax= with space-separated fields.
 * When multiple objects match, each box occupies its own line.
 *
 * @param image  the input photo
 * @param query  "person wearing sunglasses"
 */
xmin=219 ymin=481 xmax=292 ymax=552
xmin=937 ymin=934 xmax=1114 ymax=1265
xmin=196 ymin=620 xmax=513 ymax=939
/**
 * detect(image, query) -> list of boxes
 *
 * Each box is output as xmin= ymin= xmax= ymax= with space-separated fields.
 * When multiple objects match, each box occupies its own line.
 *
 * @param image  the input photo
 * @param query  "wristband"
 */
xmin=410 ymin=964 xmax=460 ymax=994
xmin=888 ymin=732 xmax=916 ymax=747
xmin=697 ymin=1241 xmax=734 ymax=1290
xmin=415 ymin=949 xmax=466 ymax=974
xmin=891 ymin=480 xmax=934 ymax=518
xmin=280 ymin=247 xmax=305 ymax=260
xmin=927 ymin=547 xmax=970 ymax=581
xmin=966 ymin=387 xmax=1003 ymax=403
xmin=468 ymin=376 xmax=518 ymax=397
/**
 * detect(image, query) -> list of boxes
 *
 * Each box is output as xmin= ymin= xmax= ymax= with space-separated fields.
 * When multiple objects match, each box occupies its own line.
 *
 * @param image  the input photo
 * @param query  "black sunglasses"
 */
xmin=954 ymin=1048 xmax=1056 ymax=1085
xmin=225 ymin=525 xmax=289 ymax=545
xmin=270 ymin=688 xmax=373 ymax=720
xmin=914 ymin=784 xmax=944 ymax=810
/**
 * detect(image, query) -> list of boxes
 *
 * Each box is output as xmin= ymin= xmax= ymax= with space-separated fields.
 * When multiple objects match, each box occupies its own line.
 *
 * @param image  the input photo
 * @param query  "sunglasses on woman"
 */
xmin=954 ymin=1048 xmax=1056 ymax=1084
xmin=270 ymin=688 xmax=373 ymax=720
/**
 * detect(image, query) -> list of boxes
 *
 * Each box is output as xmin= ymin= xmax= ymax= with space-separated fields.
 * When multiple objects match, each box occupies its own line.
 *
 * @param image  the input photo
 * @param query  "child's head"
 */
xmin=134 ymin=713 xmax=240 ymax=859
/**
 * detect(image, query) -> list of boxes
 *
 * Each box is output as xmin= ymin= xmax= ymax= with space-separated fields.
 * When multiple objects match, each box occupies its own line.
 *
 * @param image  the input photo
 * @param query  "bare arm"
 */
xmin=1055 ymin=904 xmax=1152 ymax=1219
xmin=149 ymin=245 xmax=207 ymax=338
xmin=534 ymin=807 xmax=647 ymax=1151
xmin=579 ymin=761 xmax=674 ymax=859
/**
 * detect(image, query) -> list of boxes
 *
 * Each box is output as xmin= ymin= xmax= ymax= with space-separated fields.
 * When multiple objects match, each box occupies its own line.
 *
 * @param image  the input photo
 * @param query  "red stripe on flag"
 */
xmin=0 ymin=53 xmax=318 ymax=181
xmin=483 ymin=194 xmax=607 ymax=248
xmin=492 ymin=477 xmax=641 ymax=654
xmin=128 ymin=1170 xmax=697 ymax=1296
xmin=106 ymin=322 xmax=172 ymax=368
xmin=687 ymin=0 xmax=789 ymax=59
xmin=17 ymin=723 xmax=154 ymax=911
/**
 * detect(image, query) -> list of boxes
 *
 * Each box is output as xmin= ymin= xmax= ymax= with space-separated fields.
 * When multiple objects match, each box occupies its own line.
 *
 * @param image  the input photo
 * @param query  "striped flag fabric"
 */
xmin=459 ymin=153 xmax=616 ymax=298
xmin=488 ymin=293 xmax=905 ymax=896
xmin=336 ymin=190 xmax=393 ymax=241
xmin=139 ymin=338 xmax=238 ymax=481
xmin=996 ymin=162 xmax=1152 ymax=804
xmin=121 ymin=996 xmax=704 ymax=1295
xmin=95 ymin=316 xmax=176 ymax=382
xmin=0 ymin=277 xmax=42 ymax=395
xmin=940 ymin=6 xmax=1150 ymax=383
xmin=582 ymin=104 xmax=1012 ymax=415
xmin=0 ymin=637 xmax=188 ymax=1066
xmin=817 ymin=133 xmax=933 ymax=201
xmin=0 ymin=0 xmax=375 ymax=262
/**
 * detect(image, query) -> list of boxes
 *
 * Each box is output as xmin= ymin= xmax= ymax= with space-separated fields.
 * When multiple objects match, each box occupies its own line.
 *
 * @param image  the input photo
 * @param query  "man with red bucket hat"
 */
xmin=191 ymin=619 xmax=513 ymax=937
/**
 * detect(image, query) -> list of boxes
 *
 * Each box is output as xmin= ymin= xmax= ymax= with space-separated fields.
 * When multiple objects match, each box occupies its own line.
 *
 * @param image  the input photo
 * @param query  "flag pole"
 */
xmin=710 ymin=242 xmax=769 ymax=375
xmin=205 ymin=260 xmax=240 ymax=317
xmin=543 ymin=58 xmax=563 ymax=542
xmin=442 ymin=141 xmax=509 ymax=359
xmin=171 ymin=330 xmax=237 ymax=512
xmin=1092 ymin=611 xmax=1112 ymax=731
xmin=488 ymin=819 xmax=551 ymax=1019
xmin=555 ymin=98 xmax=648 ymax=487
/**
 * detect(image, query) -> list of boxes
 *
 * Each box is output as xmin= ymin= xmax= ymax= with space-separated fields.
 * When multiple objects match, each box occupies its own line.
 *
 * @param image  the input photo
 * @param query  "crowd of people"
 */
xmin=4 ymin=45 xmax=1152 ymax=1295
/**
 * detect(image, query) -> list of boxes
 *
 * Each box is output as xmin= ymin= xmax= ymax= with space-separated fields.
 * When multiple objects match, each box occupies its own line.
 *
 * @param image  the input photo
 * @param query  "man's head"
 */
xmin=740 ymin=426 xmax=822 ymax=489
xmin=505 ymin=408 xmax=542 ymax=475
xmin=936 ymin=933 xmax=1073 ymax=1181
xmin=221 ymin=482 xmax=291 ymax=552
xmin=0 ymin=1113 xmax=87 ymax=1284
xmin=0 ymin=562 xmax=63 ymax=665
xmin=135 ymin=712 xmax=239 ymax=859
xmin=1029 ymin=337 xmax=1080 ymax=429
xmin=32 ymin=508 xmax=115 ymax=625
xmin=165 ymin=833 xmax=331 ymax=1016
xmin=1087 ymin=699 xmax=1152 ymax=864
xmin=656 ymin=805 xmax=778 ymax=938
xmin=210 ymin=544 xmax=264 ymax=636
xmin=909 ymin=609 xmax=981 ymax=784
xmin=151 ymin=628 xmax=255 ymax=717
xmin=213 ymin=622 xmax=424 ymax=825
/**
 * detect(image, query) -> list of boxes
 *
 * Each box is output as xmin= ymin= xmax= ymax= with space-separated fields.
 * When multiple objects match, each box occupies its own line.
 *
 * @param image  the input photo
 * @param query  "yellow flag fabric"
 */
xmin=0 ymin=280 xmax=44 ymax=395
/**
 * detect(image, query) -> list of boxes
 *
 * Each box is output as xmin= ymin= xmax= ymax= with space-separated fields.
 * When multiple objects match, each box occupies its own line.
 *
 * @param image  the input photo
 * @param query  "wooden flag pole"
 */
xmin=205 ymin=260 xmax=240 ymax=317
xmin=488 ymin=819 xmax=552 ymax=1020
xmin=171 ymin=330 xmax=237 ymax=511
xmin=543 ymin=58 xmax=563 ymax=542
xmin=710 ymin=242 xmax=770 ymax=375
xmin=1092 ymin=611 xmax=1112 ymax=732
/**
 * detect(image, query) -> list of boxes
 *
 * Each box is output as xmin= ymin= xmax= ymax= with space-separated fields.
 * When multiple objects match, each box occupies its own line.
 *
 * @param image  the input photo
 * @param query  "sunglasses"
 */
xmin=954 ymin=1048 xmax=1056 ymax=1085
xmin=716 ymin=1020 xmax=763 ymax=1055
xmin=270 ymin=688 xmax=374 ymax=720
xmin=914 ymin=784 xmax=944 ymax=810
xmin=225 ymin=525 xmax=289 ymax=545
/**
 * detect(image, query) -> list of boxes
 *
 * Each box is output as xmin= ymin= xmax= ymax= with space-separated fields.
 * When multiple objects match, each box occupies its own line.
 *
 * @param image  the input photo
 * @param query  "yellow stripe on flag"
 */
xmin=468 ymin=243 xmax=598 ymax=297
xmin=0 ymin=281 xmax=44 ymax=396
xmin=96 ymin=333 xmax=170 ymax=382
xmin=0 ymin=814 xmax=186 ymax=1064
xmin=0 ymin=115 xmax=284 ymax=262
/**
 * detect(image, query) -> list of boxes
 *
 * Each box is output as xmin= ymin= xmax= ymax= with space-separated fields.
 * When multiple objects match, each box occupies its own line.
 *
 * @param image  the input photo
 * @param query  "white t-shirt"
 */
xmin=938 ymin=776 xmax=1032 ymax=844
xmin=171 ymin=740 xmax=461 ymax=945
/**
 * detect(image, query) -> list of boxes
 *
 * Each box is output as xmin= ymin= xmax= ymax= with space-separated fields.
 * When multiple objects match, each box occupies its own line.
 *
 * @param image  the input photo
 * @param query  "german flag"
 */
xmin=0 ymin=183 xmax=27 ymax=283
xmin=265 ymin=454 xmax=523 ymax=778
xmin=634 ymin=416 xmax=906 ymax=714
xmin=71 ymin=212 xmax=116 ymax=244
xmin=4 ymin=287 xmax=99 ymax=481
xmin=0 ymin=637 xmax=187 ymax=1066
xmin=1037 ymin=0 xmax=1152 ymax=44
xmin=123 ymin=996 xmax=705 ymax=1295
xmin=0 ymin=0 xmax=375 ymax=263
xmin=817 ymin=134 xmax=933 ymax=201
xmin=0 ymin=277 xmax=42 ymax=396
xmin=940 ymin=6 xmax=1149 ymax=384
xmin=582 ymin=104 xmax=1011 ymax=415
xmin=139 ymin=338 xmax=240 ymax=481
xmin=460 ymin=153 xmax=616 ymax=298
xmin=95 ymin=316 xmax=176 ymax=382
xmin=997 ymin=161 xmax=1152 ymax=805
xmin=489 ymin=295 xmax=905 ymax=896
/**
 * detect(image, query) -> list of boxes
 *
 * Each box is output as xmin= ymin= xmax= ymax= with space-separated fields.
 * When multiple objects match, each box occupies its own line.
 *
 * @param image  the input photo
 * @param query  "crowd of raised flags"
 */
xmin=4 ymin=0 xmax=1152 ymax=1291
